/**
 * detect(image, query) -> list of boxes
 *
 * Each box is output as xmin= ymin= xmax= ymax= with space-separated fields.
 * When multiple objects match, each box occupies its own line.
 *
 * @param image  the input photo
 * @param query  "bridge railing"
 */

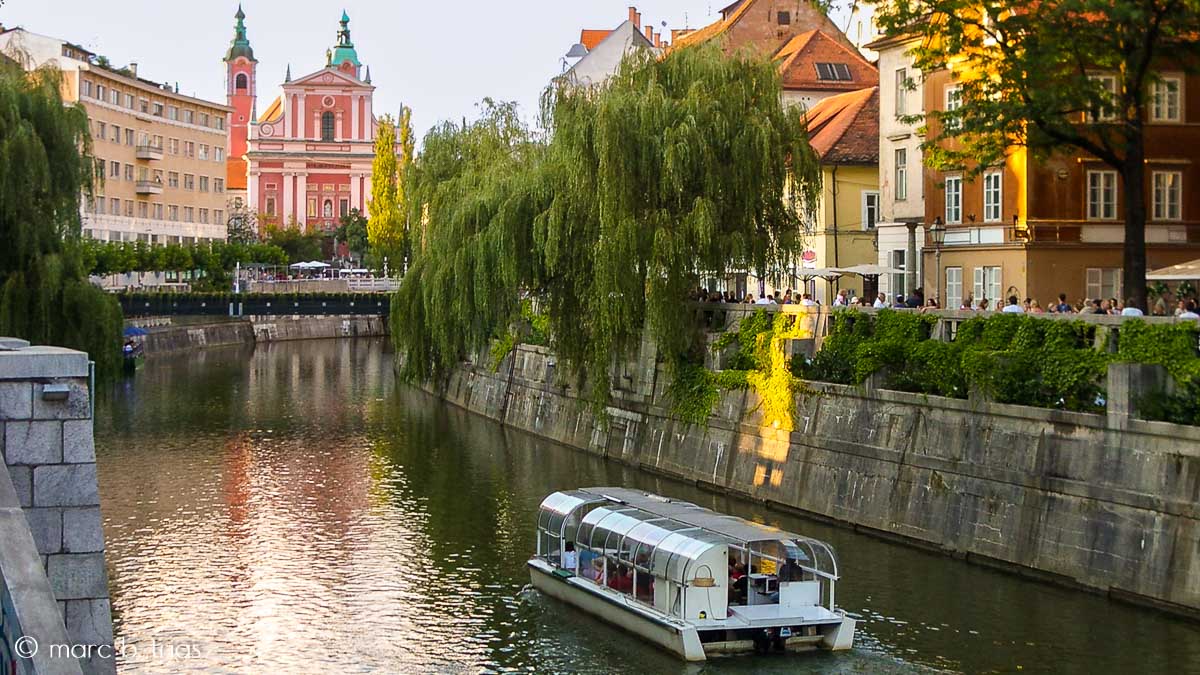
xmin=118 ymin=292 xmax=391 ymax=317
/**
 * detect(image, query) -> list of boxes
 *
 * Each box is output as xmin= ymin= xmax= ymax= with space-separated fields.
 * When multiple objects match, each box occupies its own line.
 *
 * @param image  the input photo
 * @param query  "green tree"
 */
xmin=368 ymin=110 xmax=405 ymax=267
xmin=873 ymin=0 xmax=1200 ymax=311
xmin=393 ymin=45 xmax=821 ymax=406
xmin=0 ymin=63 xmax=122 ymax=374
xmin=264 ymin=224 xmax=325 ymax=264
xmin=225 ymin=198 xmax=258 ymax=244
xmin=335 ymin=208 xmax=369 ymax=260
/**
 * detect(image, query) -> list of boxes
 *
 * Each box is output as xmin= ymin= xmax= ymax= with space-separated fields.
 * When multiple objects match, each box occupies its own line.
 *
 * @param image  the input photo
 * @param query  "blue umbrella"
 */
xmin=123 ymin=326 xmax=148 ymax=337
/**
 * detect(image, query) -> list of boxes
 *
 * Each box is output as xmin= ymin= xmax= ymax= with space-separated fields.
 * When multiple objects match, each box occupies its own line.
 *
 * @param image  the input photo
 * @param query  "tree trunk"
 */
xmin=1121 ymin=127 xmax=1148 ymax=312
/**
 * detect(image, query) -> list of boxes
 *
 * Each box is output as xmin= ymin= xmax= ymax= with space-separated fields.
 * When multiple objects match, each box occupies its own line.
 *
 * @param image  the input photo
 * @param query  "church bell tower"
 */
xmin=224 ymin=4 xmax=257 ymax=171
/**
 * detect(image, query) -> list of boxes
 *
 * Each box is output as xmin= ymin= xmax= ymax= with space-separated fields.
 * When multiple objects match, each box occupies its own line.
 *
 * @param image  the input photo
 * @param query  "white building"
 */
xmin=562 ymin=7 xmax=660 ymax=87
xmin=866 ymin=31 xmax=926 ymax=300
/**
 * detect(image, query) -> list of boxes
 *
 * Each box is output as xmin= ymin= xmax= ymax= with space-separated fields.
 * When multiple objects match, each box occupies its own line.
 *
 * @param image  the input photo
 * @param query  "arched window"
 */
xmin=323 ymin=200 xmax=333 ymax=218
xmin=235 ymin=73 xmax=248 ymax=91
xmin=321 ymin=112 xmax=335 ymax=141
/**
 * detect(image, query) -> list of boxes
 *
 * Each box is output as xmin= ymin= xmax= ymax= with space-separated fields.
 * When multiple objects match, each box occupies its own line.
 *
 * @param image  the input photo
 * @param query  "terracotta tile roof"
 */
xmin=259 ymin=95 xmax=283 ymax=123
xmin=804 ymin=86 xmax=879 ymax=164
xmin=671 ymin=0 xmax=756 ymax=49
xmin=776 ymin=30 xmax=878 ymax=92
xmin=580 ymin=29 xmax=612 ymax=51
xmin=226 ymin=157 xmax=247 ymax=191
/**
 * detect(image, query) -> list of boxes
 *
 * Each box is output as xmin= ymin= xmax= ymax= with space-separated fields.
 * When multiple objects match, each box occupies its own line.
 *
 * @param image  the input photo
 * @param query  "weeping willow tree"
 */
xmin=393 ymin=44 xmax=821 ymax=406
xmin=0 ymin=62 xmax=123 ymax=374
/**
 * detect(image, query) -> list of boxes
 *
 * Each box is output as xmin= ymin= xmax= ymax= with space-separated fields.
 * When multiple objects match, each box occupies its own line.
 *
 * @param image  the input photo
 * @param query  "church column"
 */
xmin=295 ymin=171 xmax=308 ymax=228
xmin=335 ymin=110 xmax=344 ymax=142
xmin=295 ymin=94 xmax=305 ymax=140
xmin=247 ymin=170 xmax=261 ymax=213
xmin=351 ymin=95 xmax=359 ymax=140
xmin=350 ymin=171 xmax=361 ymax=213
xmin=283 ymin=94 xmax=291 ymax=135
xmin=282 ymin=171 xmax=294 ymax=225
xmin=362 ymin=173 xmax=372 ymax=211
xmin=313 ymin=111 xmax=321 ymax=142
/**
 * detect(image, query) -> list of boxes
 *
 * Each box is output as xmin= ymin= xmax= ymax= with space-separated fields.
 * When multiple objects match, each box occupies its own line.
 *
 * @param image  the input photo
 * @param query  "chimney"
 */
xmin=645 ymin=25 xmax=653 ymax=41
xmin=653 ymin=31 xmax=661 ymax=48
xmin=628 ymin=6 xmax=638 ymax=24
xmin=128 ymin=62 xmax=137 ymax=77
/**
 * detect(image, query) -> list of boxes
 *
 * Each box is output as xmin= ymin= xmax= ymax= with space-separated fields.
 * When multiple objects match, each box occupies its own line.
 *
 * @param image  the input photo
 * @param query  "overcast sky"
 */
xmin=1 ymin=0 xmax=855 ymax=143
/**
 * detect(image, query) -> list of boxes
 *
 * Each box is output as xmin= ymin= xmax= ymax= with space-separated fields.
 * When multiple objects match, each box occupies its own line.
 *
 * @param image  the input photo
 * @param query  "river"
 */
xmin=94 ymin=338 xmax=1200 ymax=673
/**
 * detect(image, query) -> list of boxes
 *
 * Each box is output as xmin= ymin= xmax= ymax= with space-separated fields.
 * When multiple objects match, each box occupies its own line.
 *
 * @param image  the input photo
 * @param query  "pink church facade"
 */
xmin=225 ymin=9 xmax=386 ymax=232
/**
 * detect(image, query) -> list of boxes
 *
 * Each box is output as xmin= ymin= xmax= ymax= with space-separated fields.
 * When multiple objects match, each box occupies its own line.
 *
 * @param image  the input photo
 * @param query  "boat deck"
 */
xmin=692 ymin=603 xmax=844 ymax=630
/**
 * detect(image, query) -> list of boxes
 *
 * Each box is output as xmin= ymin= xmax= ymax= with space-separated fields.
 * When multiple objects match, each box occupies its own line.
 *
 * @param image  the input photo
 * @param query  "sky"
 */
xmin=0 ymin=0 xmax=856 ymax=143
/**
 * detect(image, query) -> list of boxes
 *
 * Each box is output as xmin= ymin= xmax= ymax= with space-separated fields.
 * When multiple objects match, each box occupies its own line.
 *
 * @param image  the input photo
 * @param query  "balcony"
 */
xmin=135 ymin=144 xmax=164 ymax=161
xmin=135 ymin=180 xmax=163 ymax=195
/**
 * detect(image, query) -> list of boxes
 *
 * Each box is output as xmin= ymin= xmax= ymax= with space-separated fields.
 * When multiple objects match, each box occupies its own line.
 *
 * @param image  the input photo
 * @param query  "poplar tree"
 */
xmin=0 ymin=63 xmax=122 ymax=373
xmin=367 ymin=107 xmax=413 ymax=269
xmin=873 ymin=0 xmax=1200 ymax=311
xmin=392 ymin=45 xmax=822 ymax=405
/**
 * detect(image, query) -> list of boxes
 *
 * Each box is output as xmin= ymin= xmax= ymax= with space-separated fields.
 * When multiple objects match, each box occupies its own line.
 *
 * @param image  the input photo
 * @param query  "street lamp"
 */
xmin=928 ymin=217 xmax=946 ymax=307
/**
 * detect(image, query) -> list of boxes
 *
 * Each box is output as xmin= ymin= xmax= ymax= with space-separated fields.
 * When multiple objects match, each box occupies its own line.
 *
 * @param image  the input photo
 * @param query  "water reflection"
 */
xmin=94 ymin=339 xmax=1200 ymax=674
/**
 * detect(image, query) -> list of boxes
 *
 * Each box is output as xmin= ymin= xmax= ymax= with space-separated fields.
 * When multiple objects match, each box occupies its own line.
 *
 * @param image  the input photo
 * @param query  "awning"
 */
xmin=1147 ymin=258 xmax=1200 ymax=281
xmin=833 ymin=264 xmax=906 ymax=278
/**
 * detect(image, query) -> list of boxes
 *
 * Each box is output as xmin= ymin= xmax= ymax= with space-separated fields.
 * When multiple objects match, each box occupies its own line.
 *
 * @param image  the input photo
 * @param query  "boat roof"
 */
xmin=577 ymin=487 xmax=804 ymax=545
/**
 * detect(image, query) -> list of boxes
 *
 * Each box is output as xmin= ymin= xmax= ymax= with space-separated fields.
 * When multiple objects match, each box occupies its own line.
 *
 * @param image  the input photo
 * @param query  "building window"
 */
xmin=138 ymin=202 xmax=148 ymax=218
xmin=139 ymin=98 xmax=148 ymax=113
xmin=153 ymin=102 xmax=164 ymax=117
xmin=215 ymin=117 xmax=225 ymax=131
xmin=199 ymin=176 xmax=209 ymax=192
xmin=96 ymin=121 xmax=106 ymax=140
xmin=167 ymin=106 xmax=178 ymax=121
xmin=1152 ymin=171 xmax=1182 ymax=221
xmin=777 ymin=11 xmax=791 ymax=25
xmin=265 ymin=197 xmax=276 ymax=216
xmin=109 ymin=160 xmax=120 ymax=179
xmin=168 ymin=205 xmax=179 ymax=222
xmin=153 ymin=203 xmax=163 ymax=219
xmin=183 ymin=207 xmax=194 ymax=222
xmin=183 ymin=174 xmax=195 ymax=190
xmin=339 ymin=198 xmax=350 ymax=218
xmin=321 ymin=112 xmax=335 ymax=141
xmin=94 ymin=196 xmax=105 ymax=215
xmin=215 ymin=210 xmax=224 ymax=224
xmin=198 ymin=144 xmax=209 ymax=161
xmin=214 ymin=147 xmax=225 ymax=162
xmin=125 ymin=200 xmax=134 ymax=217
xmin=182 ymin=110 xmax=194 ymax=124
xmin=110 ymin=125 xmax=120 ymax=143
xmin=199 ymin=113 xmax=210 ymax=127
xmin=199 ymin=208 xmax=209 ymax=224
xmin=124 ymin=94 xmax=134 ymax=109
xmin=235 ymin=73 xmax=248 ymax=90
xmin=109 ymin=197 xmax=120 ymax=215
xmin=153 ymin=134 xmax=164 ymax=148
xmin=1089 ymin=74 xmax=1118 ymax=122
xmin=894 ymin=148 xmax=907 ymax=201
xmin=815 ymin=63 xmax=853 ymax=82
xmin=168 ymin=171 xmax=179 ymax=188
xmin=895 ymin=68 xmax=907 ymax=116
xmin=307 ymin=198 xmax=317 ymax=218
xmin=944 ymin=175 xmax=963 ymax=223
xmin=943 ymin=85 xmax=962 ymax=131
xmin=169 ymin=138 xmax=179 ymax=155
xmin=983 ymin=171 xmax=1002 ymax=222
xmin=946 ymin=267 xmax=963 ymax=309
xmin=124 ymin=164 xmax=134 ymax=181
xmin=1152 ymin=77 xmax=1182 ymax=122
xmin=125 ymin=128 xmax=134 ymax=146
xmin=973 ymin=266 xmax=1002 ymax=305
xmin=862 ymin=191 xmax=880 ymax=230
xmin=215 ymin=178 xmax=225 ymax=193
xmin=1087 ymin=170 xmax=1118 ymax=220
xmin=109 ymin=89 xmax=119 ymax=106
xmin=1086 ymin=268 xmax=1122 ymax=301
xmin=82 ymin=80 xmax=93 ymax=98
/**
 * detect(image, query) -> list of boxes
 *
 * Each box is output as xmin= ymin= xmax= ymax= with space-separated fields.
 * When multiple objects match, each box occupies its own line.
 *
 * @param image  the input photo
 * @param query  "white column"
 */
xmin=350 ymin=172 xmax=361 ymax=213
xmin=247 ymin=171 xmax=260 ymax=213
xmin=313 ymin=111 xmax=321 ymax=142
xmin=335 ymin=111 xmax=344 ymax=142
xmin=362 ymin=172 xmax=372 ymax=211
xmin=366 ymin=97 xmax=374 ymax=140
xmin=295 ymin=94 xmax=305 ymax=140
xmin=351 ymin=95 xmax=359 ymax=140
xmin=283 ymin=93 xmax=291 ymax=134
xmin=295 ymin=172 xmax=308 ymax=228
xmin=282 ymin=172 xmax=294 ymax=225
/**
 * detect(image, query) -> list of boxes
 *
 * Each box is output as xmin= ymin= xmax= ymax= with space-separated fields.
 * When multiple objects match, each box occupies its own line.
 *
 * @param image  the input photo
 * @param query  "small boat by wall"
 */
xmin=529 ymin=487 xmax=855 ymax=661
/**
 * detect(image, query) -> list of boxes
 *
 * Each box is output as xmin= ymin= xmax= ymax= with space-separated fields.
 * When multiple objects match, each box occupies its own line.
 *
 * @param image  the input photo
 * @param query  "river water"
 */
xmin=94 ymin=338 xmax=1200 ymax=674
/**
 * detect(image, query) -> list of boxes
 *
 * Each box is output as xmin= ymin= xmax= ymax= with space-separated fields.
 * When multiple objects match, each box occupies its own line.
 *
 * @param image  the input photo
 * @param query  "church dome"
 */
xmin=225 ymin=4 xmax=256 ymax=62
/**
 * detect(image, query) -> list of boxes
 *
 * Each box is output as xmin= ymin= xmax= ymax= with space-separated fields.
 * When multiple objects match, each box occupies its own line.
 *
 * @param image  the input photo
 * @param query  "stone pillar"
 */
xmin=350 ymin=96 xmax=359 ymax=140
xmin=0 ymin=339 xmax=114 ymax=675
xmin=295 ymin=94 xmax=305 ymax=140
xmin=282 ymin=172 xmax=294 ymax=225
xmin=905 ymin=222 xmax=918 ymax=297
xmin=1107 ymin=362 xmax=1171 ymax=429
xmin=335 ymin=110 xmax=344 ymax=142
xmin=247 ymin=170 xmax=260 ymax=214
xmin=295 ymin=172 xmax=308 ymax=229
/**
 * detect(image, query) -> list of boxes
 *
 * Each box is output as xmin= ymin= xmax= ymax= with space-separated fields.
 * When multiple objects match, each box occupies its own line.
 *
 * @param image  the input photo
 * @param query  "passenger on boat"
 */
xmin=607 ymin=565 xmax=634 ymax=593
xmin=561 ymin=541 xmax=578 ymax=572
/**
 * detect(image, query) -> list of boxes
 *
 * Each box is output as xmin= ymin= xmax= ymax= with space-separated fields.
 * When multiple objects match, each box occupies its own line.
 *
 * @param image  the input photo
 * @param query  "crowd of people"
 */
xmin=692 ymin=285 xmax=1199 ymax=319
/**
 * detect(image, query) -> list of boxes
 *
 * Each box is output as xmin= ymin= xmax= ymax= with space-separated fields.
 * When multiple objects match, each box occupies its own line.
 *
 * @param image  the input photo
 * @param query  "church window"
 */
xmin=321 ymin=112 xmax=335 ymax=141
xmin=339 ymin=199 xmax=349 ymax=217
xmin=235 ymin=73 xmax=248 ymax=90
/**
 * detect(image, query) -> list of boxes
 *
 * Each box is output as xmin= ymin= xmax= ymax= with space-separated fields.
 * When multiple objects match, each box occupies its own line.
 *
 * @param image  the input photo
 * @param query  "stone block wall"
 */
xmin=0 ymin=342 xmax=113 ymax=675
xmin=431 ymin=344 xmax=1200 ymax=620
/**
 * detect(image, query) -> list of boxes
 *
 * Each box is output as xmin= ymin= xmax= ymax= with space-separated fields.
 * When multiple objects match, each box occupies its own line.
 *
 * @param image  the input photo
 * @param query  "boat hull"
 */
xmin=528 ymin=559 xmax=706 ymax=661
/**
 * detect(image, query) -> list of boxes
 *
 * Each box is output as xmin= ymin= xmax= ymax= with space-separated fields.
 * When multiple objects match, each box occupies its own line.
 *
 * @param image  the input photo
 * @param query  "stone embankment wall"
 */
xmin=432 ymin=344 xmax=1200 ymax=619
xmin=138 ymin=316 xmax=388 ymax=355
xmin=1 ymin=340 xmax=112 ymax=674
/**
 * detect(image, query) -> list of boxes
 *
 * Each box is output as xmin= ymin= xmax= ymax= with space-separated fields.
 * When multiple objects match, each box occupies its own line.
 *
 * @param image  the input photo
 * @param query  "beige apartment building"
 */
xmin=0 ymin=27 xmax=232 ymax=243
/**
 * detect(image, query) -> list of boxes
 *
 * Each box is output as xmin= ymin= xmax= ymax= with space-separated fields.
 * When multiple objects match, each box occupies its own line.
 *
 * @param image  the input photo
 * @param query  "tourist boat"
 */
xmin=529 ymin=487 xmax=855 ymax=661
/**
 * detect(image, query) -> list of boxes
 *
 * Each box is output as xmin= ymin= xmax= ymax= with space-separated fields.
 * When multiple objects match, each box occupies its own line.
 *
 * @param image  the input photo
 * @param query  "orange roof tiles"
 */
xmin=776 ymin=30 xmax=877 ymax=92
xmin=580 ymin=29 xmax=612 ymax=51
xmin=259 ymin=95 xmax=283 ymax=123
xmin=671 ymin=0 xmax=756 ymax=49
xmin=804 ymin=86 xmax=879 ymax=164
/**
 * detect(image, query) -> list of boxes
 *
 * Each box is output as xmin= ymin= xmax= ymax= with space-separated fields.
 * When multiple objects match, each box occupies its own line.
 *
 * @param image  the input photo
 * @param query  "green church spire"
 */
xmin=329 ymin=10 xmax=361 ymax=68
xmin=225 ymin=4 xmax=256 ymax=62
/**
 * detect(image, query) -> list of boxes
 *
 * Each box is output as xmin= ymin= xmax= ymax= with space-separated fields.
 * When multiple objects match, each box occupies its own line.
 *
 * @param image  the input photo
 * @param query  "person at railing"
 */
xmin=754 ymin=293 xmax=775 ymax=306
xmin=1121 ymin=298 xmax=1145 ymax=317
xmin=782 ymin=288 xmax=792 ymax=305
xmin=977 ymin=298 xmax=991 ymax=312
xmin=1052 ymin=293 xmax=1074 ymax=314
xmin=873 ymin=292 xmax=888 ymax=309
xmin=1002 ymin=296 xmax=1025 ymax=313
xmin=1179 ymin=301 xmax=1199 ymax=320
xmin=920 ymin=298 xmax=940 ymax=313
xmin=960 ymin=293 xmax=975 ymax=311
xmin=833 ymin=290 xmax=849 ymax=307
xmin=1029 ymin=299 xmax=1045 ymax=314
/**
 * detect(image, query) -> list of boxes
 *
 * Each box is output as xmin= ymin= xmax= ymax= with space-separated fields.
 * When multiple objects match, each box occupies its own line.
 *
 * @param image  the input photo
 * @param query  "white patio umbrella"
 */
xmin=1147 ymin=258 xmax=1200 ymax=281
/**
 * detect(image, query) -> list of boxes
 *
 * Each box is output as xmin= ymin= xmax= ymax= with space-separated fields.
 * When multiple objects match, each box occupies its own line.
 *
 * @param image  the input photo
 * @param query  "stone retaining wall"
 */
xmin=1 ymin=341 xmax=112 ymax=674
xmin=430 ymin=344 xmax=1200 ymax=619
xmin=138 ymin=316 xmax=387 ymax=356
